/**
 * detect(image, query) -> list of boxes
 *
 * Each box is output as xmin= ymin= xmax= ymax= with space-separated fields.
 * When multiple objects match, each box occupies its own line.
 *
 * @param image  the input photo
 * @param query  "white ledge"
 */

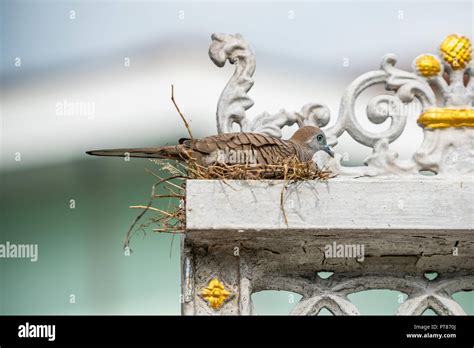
xmin=186 ymin=178 xmax=473 ymax=232
xmin=185 ymin=178 xmax=473 ymax=273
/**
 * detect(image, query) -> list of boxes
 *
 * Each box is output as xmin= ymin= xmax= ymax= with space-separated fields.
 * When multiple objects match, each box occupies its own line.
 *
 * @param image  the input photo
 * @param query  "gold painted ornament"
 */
xmin=201 ymin=278 xmax=231 ymax=310
xmin=417 ymin=108 xmax=474 ymax=129
xmin=415 ymin=55 xmax=441 ymax=77
xmin=439 ymin=34 xmax=472 ymax=70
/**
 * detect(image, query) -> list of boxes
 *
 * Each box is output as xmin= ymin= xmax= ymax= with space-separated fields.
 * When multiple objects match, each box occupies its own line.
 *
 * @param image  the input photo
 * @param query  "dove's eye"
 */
xmin=316 ymin=134 xmax=324 ymax=143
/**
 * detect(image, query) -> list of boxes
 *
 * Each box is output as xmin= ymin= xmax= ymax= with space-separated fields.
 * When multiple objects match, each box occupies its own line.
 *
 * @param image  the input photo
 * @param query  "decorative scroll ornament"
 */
xmin=210 ymin=33 xmax=474 ymax=177
xmin=209 ymin=33 xmax=330 ymax=138
xmin=201 ymin=278 xmax=231 ymax=310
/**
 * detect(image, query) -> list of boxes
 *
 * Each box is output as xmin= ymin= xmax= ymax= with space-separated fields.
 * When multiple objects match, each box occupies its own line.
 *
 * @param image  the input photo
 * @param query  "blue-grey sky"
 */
xmin=2 ymin=1 xmax=472 ymax=81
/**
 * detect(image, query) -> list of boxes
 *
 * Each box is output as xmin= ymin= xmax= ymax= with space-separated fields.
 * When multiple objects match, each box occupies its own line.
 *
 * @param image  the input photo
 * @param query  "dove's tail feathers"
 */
xmin=86 ymin=146 xmax=183 ymax=160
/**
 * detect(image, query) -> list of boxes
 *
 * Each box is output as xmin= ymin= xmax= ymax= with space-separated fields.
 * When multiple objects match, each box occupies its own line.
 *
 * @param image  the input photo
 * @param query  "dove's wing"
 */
xmin=181 ymin=132 xmax=310 ymax=165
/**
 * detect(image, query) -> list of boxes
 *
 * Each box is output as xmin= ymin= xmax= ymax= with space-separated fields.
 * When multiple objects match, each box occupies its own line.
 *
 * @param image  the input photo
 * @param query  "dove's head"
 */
xmin=290 ymin=126 xmax=335 ymax=157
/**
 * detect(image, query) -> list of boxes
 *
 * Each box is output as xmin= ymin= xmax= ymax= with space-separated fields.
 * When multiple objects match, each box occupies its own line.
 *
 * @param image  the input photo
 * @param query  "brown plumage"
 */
xmin=86 ymin=126 xmax=334 ymax=166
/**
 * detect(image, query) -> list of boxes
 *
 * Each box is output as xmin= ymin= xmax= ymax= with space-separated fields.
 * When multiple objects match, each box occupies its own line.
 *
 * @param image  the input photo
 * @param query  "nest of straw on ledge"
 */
xmin=187 ymin=156 xmax=332 ymax=181
xmin=124 ymin=156 xmax=333 ymax=249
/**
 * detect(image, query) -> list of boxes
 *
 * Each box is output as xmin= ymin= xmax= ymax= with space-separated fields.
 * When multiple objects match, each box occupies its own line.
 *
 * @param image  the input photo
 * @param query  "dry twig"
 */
xmin=171 ymin=85 xmax=194 ymax=140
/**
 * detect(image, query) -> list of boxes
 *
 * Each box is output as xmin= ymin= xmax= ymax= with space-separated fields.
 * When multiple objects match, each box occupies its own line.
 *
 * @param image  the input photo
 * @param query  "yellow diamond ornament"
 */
xmin=201 ymin=278 xmax=231 ymax=310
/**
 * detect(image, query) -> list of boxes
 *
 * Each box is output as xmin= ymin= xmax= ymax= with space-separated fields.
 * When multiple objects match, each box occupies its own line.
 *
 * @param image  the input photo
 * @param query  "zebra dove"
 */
xmin=86 ymin=126 xmax=334 ymax=166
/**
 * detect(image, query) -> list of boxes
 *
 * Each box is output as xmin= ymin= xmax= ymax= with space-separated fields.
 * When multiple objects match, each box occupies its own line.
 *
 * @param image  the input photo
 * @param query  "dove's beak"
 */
xmin=323 ymin=145 xmax=335 ymax=158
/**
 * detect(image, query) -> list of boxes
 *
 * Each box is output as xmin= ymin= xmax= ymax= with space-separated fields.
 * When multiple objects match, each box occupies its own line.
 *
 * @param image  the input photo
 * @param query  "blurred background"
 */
xmin=0 ymin=0 xmax=472 ymax=315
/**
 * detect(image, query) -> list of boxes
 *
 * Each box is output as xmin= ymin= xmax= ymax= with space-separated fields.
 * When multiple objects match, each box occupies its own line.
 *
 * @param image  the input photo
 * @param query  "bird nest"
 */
xmin=124 ymin=156 xmax=333 ymax=250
